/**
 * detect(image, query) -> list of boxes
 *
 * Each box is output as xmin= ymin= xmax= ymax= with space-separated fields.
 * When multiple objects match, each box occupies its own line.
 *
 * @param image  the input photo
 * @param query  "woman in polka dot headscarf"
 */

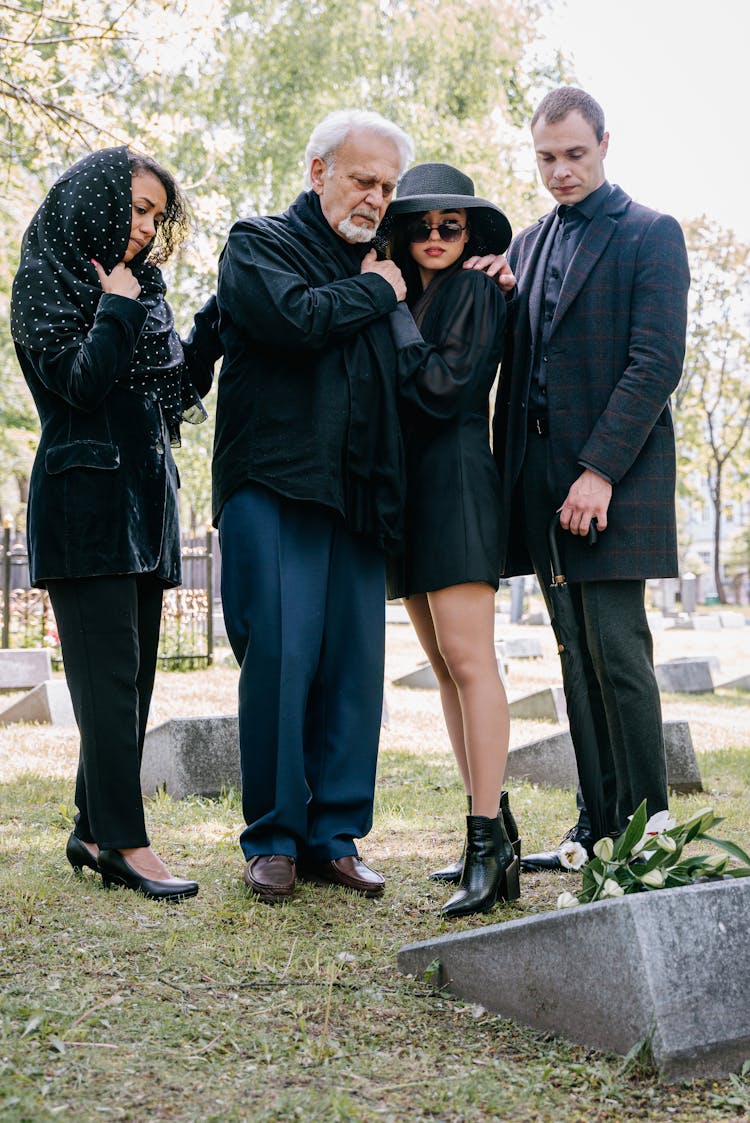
xmin=11 ymin=145 xmax=220 ymax=903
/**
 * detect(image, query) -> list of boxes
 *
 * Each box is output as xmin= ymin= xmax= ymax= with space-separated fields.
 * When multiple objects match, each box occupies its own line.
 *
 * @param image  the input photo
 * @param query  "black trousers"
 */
xmin=520 ymin=430 xmax=669 ymax=832
xmin=47 ymin=574 xmax=164 ymax=850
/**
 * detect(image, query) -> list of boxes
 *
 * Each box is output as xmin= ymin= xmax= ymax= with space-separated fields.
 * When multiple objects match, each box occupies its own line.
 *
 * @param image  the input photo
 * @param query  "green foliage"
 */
xmin=2 ymin=0 xmax=563 ymax=526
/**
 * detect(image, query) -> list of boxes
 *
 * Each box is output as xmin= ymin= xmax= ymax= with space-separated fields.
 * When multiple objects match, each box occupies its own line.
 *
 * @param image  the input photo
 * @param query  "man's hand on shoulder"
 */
xmin=463 ymin=253 xmax=516 ymax=294
xmin=559 ymin=469 xmax=612 ymax=535
xmin=360 ymin=249 xmax=406 ymax=302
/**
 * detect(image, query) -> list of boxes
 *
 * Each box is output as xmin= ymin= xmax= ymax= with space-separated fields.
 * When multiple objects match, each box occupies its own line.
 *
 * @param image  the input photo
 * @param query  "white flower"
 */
xmin=558 ymin=841 xmax=588 ymax=870
xmin=644 ymin=809 xmax=676 ymax=836
xmin=639 ymin=867 xmax=666 ymax=888
xmin=600 ymin=878 xmax=625 ymax=898
xmin=655 ymin=834 xmax=678 ymax=854
xmin=593 ymin=837 xmax=614 ymax=861
xmin=632 ymin=809 xmax=677 ymax=854
xmin=702 ymin=854 xmax=729 ymax=873
xmin=556 ymin=890 xmax=579 ymax=909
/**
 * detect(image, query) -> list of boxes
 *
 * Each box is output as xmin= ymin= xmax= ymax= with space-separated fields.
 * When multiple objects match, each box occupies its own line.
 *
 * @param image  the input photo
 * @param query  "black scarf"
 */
xmin=285 ymin=191 xmax=405 ymax=552
xmin=10 ymin=145 xmax=204 ymax=445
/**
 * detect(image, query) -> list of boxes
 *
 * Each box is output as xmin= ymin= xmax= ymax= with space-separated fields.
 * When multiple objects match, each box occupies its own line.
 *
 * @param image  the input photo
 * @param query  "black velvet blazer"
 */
xmin=16 ymin=294 xmax=217 ymax=587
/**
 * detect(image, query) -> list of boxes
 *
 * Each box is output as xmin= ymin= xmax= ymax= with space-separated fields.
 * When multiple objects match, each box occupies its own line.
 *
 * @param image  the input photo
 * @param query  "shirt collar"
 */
xmin=557 ymin=180 xmax=613 ymax=224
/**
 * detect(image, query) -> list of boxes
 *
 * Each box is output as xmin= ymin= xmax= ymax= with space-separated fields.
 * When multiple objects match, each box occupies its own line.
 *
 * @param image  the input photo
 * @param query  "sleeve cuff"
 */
xmin=388 ymin=303 xmax=423 ymax=349
xmin=578 ymin=460 xmax=614 ymax=485
xmin=98 ymin=292 xmax=149 ymax=332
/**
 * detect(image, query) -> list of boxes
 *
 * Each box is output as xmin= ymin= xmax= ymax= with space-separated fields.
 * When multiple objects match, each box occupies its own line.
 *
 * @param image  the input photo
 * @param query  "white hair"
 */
xmin=303 ymin=109 xmax=414 ymax=188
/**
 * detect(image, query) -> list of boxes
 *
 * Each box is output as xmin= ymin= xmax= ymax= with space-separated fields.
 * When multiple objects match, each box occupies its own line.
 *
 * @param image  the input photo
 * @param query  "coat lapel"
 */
xmin=550 ymin=186 xmax=630 ymax=333
xmin=525 ymin=212 xmax=556 ymax=345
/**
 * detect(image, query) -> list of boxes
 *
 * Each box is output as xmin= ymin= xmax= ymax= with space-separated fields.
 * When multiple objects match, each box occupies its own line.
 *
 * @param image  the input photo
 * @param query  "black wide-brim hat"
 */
xmin=381 ymin=162 xmax=512 ymax=254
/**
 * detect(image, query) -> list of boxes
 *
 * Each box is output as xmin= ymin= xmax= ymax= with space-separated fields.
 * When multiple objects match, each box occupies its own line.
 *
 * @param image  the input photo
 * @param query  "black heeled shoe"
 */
xmin=66 ymin=832 xmax=99 ymax=874
xmin=429 ymin=790 xmax=522 ymax=883
xmin=441 ymin=813 xmax=521 ymax=919
xmin=98 ymin=849 xmax=199 ymax=902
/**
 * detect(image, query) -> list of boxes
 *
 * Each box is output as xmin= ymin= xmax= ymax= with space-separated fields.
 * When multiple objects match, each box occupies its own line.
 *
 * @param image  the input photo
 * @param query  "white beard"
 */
xmin=338 ymin=215 xmax=378 ymax=243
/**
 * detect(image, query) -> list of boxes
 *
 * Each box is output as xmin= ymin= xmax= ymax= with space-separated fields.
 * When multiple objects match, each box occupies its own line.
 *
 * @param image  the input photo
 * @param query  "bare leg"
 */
xmin=427 ymin=583 xmax=509 ymax=819
xmin=403 ymin=594 xmax=470 ymax=792
xmin=118 ymin=847 xmax=172 ymax=879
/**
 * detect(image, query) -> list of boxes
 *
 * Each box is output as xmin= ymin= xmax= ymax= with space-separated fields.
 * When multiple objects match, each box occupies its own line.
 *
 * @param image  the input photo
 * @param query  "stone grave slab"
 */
xmin=0 ymin=680 xmax=75 ymax=726
xmin=504 ymin=720 xmax=701 ymax=794
xmin=523 ymin=609 xmax=550 ymax=626
xmin=394 ymin=654 xmax=507 ymax=689
xmin=141 ymin=715 xmax=240 ymax=799
xmin=498 ymin=637 xmax=544 ymax=660
xmin=717 ymin=674 xmax=750 ymax=692
xmin=655 ymin=658 xmax=714 ymax=693
xmin=0 ymin=648 xmax=52 ymax=692
xmin=398 ymin=877 xmax=750 ymax=1083
xmin=718 ymin=611 xmax=745 ymax=628
xmin=508 ymin=686 xmax=566 ymax=723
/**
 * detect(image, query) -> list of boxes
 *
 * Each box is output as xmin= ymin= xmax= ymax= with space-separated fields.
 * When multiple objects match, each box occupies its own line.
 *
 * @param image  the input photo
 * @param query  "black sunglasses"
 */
xmin=407 ymin=218 xmax=467 ymax=244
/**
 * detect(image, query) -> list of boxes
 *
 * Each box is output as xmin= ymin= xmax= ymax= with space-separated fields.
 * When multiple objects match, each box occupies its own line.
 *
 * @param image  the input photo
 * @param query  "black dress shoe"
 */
xmin=66 ymin=832 xmax=99 ymax=874
xmin=302 ymin=856 xmax=385 ymax=897
xmin=98 ymin=849 xmax=199 ymax=902
xmin=521 ymin=823 xmax=594 ymax=872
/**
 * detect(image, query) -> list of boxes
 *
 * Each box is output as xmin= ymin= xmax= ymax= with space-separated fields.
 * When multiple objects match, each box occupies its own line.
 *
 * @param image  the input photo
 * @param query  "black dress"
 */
xmin=387 ymin=268 xmax=506 ymax=599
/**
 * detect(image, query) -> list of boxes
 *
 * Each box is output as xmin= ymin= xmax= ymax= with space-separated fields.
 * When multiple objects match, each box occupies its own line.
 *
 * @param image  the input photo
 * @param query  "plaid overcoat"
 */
xmin=493 ymin=184 xmax=690 ymax=582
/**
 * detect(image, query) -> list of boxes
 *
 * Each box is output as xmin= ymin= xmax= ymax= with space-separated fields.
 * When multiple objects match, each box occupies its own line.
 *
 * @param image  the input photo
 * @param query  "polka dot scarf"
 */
xmin=10 ymin=145 xmax=204 ymax=446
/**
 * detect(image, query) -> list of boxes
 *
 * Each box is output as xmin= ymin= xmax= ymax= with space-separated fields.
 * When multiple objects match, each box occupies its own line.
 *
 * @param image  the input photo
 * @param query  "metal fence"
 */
xmin=0 ymin=525 xmax=215 ymax=670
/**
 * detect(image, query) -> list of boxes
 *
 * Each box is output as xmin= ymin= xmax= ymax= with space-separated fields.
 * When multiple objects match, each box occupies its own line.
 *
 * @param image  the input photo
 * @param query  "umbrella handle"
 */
xmin=548 ymin=514 xmax=598 ymax=584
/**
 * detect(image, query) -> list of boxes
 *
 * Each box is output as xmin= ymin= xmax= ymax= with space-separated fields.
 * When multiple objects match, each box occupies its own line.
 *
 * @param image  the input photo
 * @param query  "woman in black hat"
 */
xmin=383 ymin=162 xmax=519 ymax=918
xmin=10 ymin=146 xmax=219 ymax=901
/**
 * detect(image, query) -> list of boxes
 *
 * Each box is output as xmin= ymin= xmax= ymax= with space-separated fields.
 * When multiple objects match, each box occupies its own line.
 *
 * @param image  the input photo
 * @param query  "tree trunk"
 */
xmin=712 ymin=469 xmax=725 ymax=604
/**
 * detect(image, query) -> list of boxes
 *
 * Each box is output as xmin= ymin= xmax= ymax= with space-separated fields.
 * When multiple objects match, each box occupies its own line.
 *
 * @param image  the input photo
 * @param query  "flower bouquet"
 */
xmin=556 ymin=800 xmax=750 ymax=910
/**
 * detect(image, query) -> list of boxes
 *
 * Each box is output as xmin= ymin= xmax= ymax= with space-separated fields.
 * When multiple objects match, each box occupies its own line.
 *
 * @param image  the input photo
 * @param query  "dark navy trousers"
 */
xmin=219 ymin=482 xmax=386 ymax=863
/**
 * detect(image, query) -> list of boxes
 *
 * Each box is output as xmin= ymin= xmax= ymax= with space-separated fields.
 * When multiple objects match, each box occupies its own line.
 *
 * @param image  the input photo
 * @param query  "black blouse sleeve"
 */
xmin=390 ymin=270 xmax=506 ymax=419
xmin=180 ymin=294 xmax=222 ymax=399
xmin=32 ymin=293 xmax=147 ymax=411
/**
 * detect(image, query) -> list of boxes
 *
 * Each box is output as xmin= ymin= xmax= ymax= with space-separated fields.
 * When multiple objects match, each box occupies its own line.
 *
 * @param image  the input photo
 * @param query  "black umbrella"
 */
xmin=546 ymin=513 xmax=609 ymax=843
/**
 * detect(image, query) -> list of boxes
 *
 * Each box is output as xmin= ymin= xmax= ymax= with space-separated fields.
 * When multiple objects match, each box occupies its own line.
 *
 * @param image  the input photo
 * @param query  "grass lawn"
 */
xmin=1 ymin=611 xmax=749 ymax=1122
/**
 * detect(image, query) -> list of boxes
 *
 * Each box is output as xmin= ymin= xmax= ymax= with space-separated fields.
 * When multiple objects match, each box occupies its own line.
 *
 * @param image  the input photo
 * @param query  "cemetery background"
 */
xmin=1 ymin=587 xmax=749 ymax=1121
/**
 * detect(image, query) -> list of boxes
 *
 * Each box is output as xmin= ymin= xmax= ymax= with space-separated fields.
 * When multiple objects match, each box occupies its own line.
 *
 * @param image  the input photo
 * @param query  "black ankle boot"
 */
xmin=500 ymin=790 xmax=522 ymax=861
xmin=429 ymin=795 xmax=472 ymax=883
xmin=441 ymin=814 xmax=521 ymax=919
xmin=430 ymin=791 xmax=521 ymax=884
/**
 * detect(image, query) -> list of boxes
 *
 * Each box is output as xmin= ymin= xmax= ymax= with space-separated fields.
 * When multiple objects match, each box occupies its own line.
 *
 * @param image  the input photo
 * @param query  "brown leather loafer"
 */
xmin=243 ymin=855 xmax=296 ymax=902
xmin=305 ymin=855 xmax=385 ymax=897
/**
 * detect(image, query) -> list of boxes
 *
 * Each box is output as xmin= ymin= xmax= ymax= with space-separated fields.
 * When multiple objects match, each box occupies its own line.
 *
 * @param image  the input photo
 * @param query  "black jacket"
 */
xmin=213 ymin=191 xmax=439 ymax=552
xmin=17 ymin=294 xmax=216 ymax=587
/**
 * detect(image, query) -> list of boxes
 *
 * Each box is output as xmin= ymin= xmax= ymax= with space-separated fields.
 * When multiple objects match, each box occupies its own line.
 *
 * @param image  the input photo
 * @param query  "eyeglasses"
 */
xmin=408 ymin=219 xmax=467 ymax=243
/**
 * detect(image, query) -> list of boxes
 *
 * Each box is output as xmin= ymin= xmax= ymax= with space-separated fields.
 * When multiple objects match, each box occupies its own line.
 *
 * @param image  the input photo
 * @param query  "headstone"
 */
xmin=718 ymin=611 xmax=745 ymax=628
xmin=398 ymin=877 xmax=750 ymax=1083
xmin=498 ymin=637 xmax=544 ymax=660
xmin=508 ymin=686 xmax=567 ymax=723
xmin=385 ymin=603 xmax=410 ymax=624
xmin=655 ymin=658 xmax=714 ymax=693
xmin=141 ymin=715 xmax=240 ymax=799
xmin=394 ymin=655 xmax=507 ymax=689
xmin=509 ymin=576 xmax=525 ymax=624
xmin=0 ymin=680 xmax=75 ymax=726
xmin=663 ymin=720 xmax=703 ymax=793
xmin=680 ymin=572 xmax=697 ymax=613
xmin=524 ymin=609 xmax=550 ymax=626
xmin=504 ymin=720 xmax=701 ymax=795
xmin=0 ymin=648 xmax=52 ymax=692
xmin=692 ymin=615 xmax=722 ymax=630
xmin=717 ymin=674 xmax=750 ymax=691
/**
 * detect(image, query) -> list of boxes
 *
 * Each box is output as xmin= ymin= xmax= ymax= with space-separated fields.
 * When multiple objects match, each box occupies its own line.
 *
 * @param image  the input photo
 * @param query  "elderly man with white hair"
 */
xmin=213 ymin=109 xmax=431 ymax=903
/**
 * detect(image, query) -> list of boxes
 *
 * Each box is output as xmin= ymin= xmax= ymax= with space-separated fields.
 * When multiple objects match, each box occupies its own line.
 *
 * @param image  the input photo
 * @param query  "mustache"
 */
xmin=349 ymin=207 xmax=379 ymax=222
